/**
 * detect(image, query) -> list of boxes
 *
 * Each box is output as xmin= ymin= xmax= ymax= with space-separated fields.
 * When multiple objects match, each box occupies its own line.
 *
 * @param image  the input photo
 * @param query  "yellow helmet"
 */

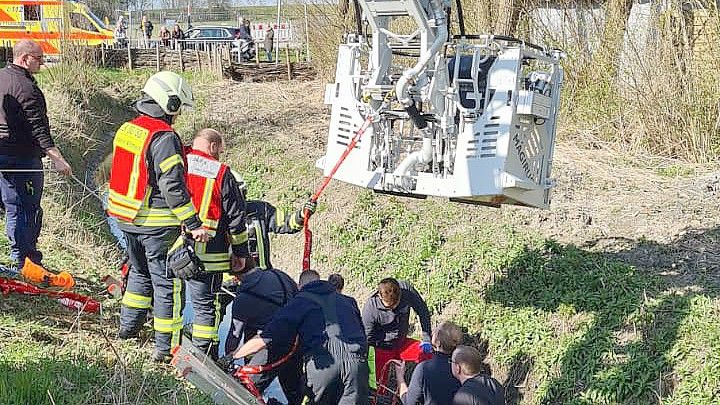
xmin=142 ymin=71 xmax=195 ymax=116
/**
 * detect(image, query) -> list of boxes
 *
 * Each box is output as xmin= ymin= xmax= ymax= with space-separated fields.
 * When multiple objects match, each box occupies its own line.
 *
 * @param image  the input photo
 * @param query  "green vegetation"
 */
xmin=1 ymin=59 xmax=718 ymax=404
xmin=221 ymin=77 xmax=720 ymax=403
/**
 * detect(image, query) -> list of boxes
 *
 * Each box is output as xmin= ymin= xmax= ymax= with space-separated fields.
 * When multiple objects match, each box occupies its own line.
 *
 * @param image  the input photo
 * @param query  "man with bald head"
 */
xmin=0 ymin=39 xmax=72 ymax=268
xmin=181 ymin=128 xmax=249 ymax=359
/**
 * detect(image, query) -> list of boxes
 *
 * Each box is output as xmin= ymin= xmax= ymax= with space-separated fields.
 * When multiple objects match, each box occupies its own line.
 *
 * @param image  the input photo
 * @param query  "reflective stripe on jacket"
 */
xmin=108 ymin=115 xmax=176 ymax=223
xmin=186 ymin=149 xmax=228 ymax=237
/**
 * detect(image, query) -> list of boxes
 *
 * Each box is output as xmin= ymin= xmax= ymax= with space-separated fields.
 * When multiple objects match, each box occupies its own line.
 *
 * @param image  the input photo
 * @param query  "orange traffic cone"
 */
xmin=21 ymin=258 xmax=75 ymax=290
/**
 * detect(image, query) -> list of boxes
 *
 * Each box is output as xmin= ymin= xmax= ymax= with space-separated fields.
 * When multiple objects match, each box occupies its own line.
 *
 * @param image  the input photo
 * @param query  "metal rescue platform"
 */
xmin=317 ymin=0 xmax=564 ymax=208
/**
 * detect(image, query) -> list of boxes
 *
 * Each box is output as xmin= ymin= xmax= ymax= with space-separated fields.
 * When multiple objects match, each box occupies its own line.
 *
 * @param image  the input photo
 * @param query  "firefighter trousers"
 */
xmin=185 ymin=271 xmax=222 ymax=359
xmin=120 ymin=228 xmax=182 ymax=353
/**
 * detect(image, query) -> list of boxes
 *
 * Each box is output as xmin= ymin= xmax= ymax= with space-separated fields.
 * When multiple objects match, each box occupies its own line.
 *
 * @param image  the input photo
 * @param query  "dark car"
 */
xmin=184 ymin=25 xmax=238 ymax=42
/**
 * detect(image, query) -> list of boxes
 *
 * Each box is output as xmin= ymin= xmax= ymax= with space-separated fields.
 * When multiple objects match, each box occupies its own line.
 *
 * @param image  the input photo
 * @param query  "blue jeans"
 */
xmin=266 ymin=49 xmax=273 ymax=62
xmin=0 ymin=155 xmax=44 ymax=266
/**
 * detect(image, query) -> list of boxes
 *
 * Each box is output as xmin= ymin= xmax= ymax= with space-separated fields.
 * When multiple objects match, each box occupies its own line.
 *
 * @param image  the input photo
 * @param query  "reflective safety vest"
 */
xmin=185 ymin=150 xmax=231 ymax=272
xmin=185 ymin=150 xmax=228 ymax=237
xmin=107 ymin=116 xmax=177 ymax=223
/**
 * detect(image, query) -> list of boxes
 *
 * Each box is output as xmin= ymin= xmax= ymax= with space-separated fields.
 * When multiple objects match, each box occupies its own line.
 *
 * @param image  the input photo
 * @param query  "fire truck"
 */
xmin=0 ymin=0 xmax=113 ymax=55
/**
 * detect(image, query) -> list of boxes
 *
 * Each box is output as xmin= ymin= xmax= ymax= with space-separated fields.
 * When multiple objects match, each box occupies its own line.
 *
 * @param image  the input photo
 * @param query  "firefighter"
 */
xmin=180 ymin=128 xmax=249 ymax=359
xmin=108 ymin=71 xmax=208 ymax=362
xmin=362 ymin=277 xmax=433 ymax=385
xmin=233 ymin=270 xmax=370 ymax=405
xmin=213 ymin=174 xmax=314 ymax=347
xmin=233 ymin=173 xmax=316 ymax=270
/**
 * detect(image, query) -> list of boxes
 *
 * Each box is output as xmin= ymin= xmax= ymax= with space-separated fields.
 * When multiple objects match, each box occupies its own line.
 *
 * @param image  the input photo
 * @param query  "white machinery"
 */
xmin=317 ymin=0 xmax=564 ymax=208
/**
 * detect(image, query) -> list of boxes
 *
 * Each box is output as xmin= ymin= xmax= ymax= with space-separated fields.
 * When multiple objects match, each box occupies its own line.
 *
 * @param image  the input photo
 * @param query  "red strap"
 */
xmin=233 ymin=338 xmax=300 ymax=404
xmin=0 ymin=277 xmax=100 ymax=313
xmin=302 ymin=117 xmax=373 ymax=271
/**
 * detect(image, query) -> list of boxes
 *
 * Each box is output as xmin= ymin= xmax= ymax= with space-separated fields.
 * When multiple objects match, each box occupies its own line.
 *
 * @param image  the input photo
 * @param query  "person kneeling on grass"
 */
xmin=362 ymin=277 xmax=433 ymax=386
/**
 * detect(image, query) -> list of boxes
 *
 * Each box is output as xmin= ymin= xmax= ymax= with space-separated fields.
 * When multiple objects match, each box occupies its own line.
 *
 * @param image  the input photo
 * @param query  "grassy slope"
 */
xmin=0 ymin=66 xmax=215 ymax=405
xmin=203 ymin=79 xmax=720 ymax=405
xmin=0 ymin=67 xmax=718 ymax=404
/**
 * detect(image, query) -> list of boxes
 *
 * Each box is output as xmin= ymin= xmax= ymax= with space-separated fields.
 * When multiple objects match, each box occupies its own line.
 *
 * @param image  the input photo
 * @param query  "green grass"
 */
xmin=2 ymin=63 xmax=719 ymax=404
xmin=319 ymin=190 xmax=720 ymax=404
xmin=207 ymin=78 xmax=720 ymax=404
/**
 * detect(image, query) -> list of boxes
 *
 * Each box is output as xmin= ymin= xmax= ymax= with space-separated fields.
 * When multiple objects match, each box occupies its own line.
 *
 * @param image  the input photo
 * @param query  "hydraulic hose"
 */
xmin=393 ymin=0 xmax=448 ymax=177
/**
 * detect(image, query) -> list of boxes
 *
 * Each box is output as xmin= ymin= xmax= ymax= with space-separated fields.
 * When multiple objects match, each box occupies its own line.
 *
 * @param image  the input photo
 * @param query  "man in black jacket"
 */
xmin=451 ymin=345 xmax=504 ymax=405
xmin=224 ymin=264 xmax=302 ymax=404
xmin=395 ymin=321 xmax=463 ymax=405
xmin=0 ymin=39 xmax=72 ymax=268
xmin=233 ymin=270 xmax=370 ymax=405
xmin=362 ymin=278 xmax=433 ymax=386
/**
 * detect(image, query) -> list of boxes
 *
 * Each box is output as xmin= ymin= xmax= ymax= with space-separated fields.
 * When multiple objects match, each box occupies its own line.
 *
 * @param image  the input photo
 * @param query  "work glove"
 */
xmin=302 ymin=199 xmax=317 ymax=219
xmin=419 ymin=340 xmax=433 ymax=354
xmin=216 ymin=354 xmax=239 ymax=374
xmin=167 ymin=235 xmax=205 ymax=280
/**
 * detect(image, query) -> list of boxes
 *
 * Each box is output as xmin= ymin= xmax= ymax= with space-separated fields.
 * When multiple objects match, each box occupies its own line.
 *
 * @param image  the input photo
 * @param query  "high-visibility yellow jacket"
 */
xmin=108 ymin=115 xmax=201 ymax=232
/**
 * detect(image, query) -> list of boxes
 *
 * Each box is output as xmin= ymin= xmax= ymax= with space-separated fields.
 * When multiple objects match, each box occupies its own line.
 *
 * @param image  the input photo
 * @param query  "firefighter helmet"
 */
xmin=142 ymin=71 xmax=195 ymax=116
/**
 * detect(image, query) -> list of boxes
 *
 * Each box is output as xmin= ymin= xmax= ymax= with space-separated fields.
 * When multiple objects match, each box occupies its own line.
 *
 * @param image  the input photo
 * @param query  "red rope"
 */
xmin=302 ymin=117 xmax=374 ymax=271
xmin=233 ymin=338 xmax=301 ymax=404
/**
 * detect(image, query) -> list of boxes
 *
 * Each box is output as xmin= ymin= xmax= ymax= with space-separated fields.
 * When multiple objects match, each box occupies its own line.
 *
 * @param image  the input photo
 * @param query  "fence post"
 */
xmin=285 ymin=46 xmax=291 ymax=80
xmin=206 ymin=48 xmax=211 ymax=73
xmin=216 ymin=46 xmax=222 ymax=78
xmin=101 ymin=43 xmax=106 ymax=67
xmin=196 ymin=49 xmax=201 ymax=71
xmin=255 ymin=45 xmax=259 ymax=65
xmin=295 ymin=48 xmax=299 ymax=63
xmin=156 ymin=45 xmax=160 ymax=72
xmin=178 ymin=47 xmax=184 ymax=72
xmin=128 ymin=43 xmax=133 ymax=70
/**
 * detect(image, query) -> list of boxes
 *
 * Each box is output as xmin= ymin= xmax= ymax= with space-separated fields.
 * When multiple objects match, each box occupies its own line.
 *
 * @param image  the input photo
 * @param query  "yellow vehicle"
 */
xmin=0 ymin=0 xmax=113 ymax=55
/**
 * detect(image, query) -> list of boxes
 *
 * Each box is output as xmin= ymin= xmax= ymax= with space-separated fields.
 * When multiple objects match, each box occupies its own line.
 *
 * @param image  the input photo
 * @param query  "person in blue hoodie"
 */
xmin=224 ymin=263 xmax=302 ymax=405
xmin=233 ymin=270 xmax=370 ymax=405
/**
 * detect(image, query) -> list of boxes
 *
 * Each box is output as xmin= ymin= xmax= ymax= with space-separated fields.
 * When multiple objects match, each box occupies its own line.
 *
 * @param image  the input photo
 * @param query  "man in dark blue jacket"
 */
xmin=224 ymin=264 xmax=302 ymax=404
xmin=233 ymin=270 xmax=370 ymax=404
xmin=395 ymin=321 xmax=463 ymax=405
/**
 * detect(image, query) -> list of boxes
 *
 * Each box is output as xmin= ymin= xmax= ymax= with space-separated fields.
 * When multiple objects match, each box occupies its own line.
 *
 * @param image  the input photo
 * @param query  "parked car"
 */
xmin=184 ymin=25 xmax=238 ymax=42
xmin=182 ymin=25 xmax=255 ymax=62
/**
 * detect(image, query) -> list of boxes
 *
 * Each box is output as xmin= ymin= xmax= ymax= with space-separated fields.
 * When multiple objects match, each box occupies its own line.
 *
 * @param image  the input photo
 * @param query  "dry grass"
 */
xmin=305 ymin=0 xmax=720 ymax=162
